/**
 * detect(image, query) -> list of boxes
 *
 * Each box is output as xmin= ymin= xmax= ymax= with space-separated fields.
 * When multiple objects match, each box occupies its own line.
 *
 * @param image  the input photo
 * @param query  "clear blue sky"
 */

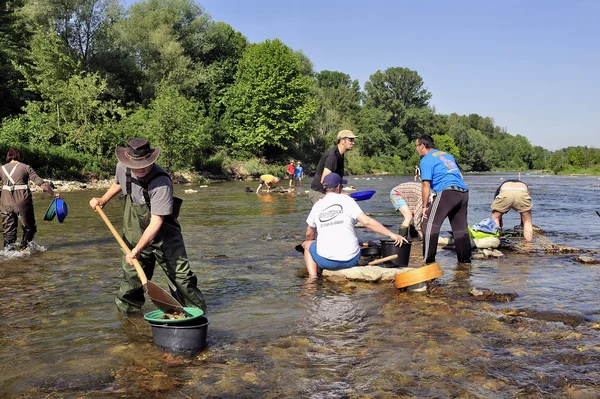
xmin=126 ymin=0 xmax=600 ymax=151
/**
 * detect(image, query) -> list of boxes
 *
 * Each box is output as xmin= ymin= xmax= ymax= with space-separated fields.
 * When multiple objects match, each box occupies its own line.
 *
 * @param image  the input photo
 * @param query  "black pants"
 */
xmin=1 ymin=202 xmax=37 ymax=249
xmin=422 ymin=190 xmax=471 ymax=264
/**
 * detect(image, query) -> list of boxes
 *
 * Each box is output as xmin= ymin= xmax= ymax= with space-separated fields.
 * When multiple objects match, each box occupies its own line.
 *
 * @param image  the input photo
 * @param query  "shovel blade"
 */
xmin=145 ymin=281 xmax=184 ymax=314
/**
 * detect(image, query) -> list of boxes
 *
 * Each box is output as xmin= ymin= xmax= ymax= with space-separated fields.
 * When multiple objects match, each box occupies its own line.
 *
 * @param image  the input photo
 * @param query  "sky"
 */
xmin=126 ymin=0 xmax=599 ymax=151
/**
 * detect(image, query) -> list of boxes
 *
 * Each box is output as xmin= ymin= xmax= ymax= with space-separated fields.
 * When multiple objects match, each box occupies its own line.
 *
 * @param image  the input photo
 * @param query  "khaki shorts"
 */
xmin=491 ymin=190 xmax=532 ymax=213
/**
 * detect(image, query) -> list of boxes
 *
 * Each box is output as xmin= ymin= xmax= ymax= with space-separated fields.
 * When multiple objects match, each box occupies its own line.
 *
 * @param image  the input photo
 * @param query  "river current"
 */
xmin=1 ymin=172 xmax=600 ymax=398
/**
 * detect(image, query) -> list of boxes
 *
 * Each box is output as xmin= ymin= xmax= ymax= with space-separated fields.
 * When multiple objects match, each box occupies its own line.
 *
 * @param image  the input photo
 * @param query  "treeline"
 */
xmin=1 ymin=0 xmax=599 ymax=180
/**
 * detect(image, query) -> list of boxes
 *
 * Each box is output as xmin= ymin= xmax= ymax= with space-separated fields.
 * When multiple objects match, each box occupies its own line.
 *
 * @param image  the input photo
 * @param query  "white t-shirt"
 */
xmin=306 ymin=193 xmax=364 ymax=261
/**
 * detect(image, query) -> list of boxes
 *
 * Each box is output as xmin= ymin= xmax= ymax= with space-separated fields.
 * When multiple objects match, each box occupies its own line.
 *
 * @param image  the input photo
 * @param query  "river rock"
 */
xmin=470 ymin=288 xmax=517 ymax=303
xmin=323 ymin=265 xmax=400 ymax=282
xmin=504 ymin=308 xmax=586 ymax=327
xmin=574 ymin=255 xmax=600 ymax=264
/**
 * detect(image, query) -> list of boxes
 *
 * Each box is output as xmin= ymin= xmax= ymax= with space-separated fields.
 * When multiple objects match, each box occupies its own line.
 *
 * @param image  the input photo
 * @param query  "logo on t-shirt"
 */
xmin=319 ymin=204 xmax=342 ymax=222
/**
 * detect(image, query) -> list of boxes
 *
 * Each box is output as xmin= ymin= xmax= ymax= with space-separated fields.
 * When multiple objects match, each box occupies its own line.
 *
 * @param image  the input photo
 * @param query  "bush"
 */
xmin=0 ymin=142 xmax=114 ymax=180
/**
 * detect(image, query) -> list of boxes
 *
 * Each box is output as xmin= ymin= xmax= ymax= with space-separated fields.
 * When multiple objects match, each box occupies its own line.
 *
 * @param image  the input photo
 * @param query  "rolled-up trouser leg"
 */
xmin=1 ymin=211 xmax=18 ymax=248
xmin=19 ymin=202 xmax=37 ymax=248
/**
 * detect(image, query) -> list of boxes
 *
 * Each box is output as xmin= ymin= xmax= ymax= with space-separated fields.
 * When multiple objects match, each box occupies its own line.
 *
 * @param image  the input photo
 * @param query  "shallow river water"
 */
xmin=1 ymin=173 xmax=600 ymax=398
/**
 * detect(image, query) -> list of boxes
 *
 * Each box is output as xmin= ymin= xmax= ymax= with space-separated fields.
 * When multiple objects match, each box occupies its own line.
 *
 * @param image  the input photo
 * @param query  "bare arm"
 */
xmin=356 ymin=213 xmax=407 ymax=245
xmin=320 ymin=168 xmax=332 ymax=183
xmin=40 ymin=183 xmax=59 ymax=198
xmin=89 ymin=182 xmax=122 ymax=210
xmin=305 ymin=225 xmax=316 ymax=241
xmin=125 ymin=214 xmax=164 ymax=265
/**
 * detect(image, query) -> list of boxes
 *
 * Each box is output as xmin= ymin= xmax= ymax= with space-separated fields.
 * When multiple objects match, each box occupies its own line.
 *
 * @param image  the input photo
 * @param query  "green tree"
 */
xmin=363 ymin=67 xmax=432 ymax=128
xmin=0 ymin=0 xmax=29 ymax=119
xmin=224 ymin=39 xmax=317 ymax=158
xmin=355 ymin=106 xmax=392 ymax=157
xmin=547 ymin=150 xmax=567 ymax=174
xmin=125 ymin=85 xmax=210 ymax=171
xmin=114 ymin=0 xmax=211 ymax=101
xmin=567 ymin=147 xmax=585 ymax=167
xmin=312 ymin=70 xmax=361 ymax=152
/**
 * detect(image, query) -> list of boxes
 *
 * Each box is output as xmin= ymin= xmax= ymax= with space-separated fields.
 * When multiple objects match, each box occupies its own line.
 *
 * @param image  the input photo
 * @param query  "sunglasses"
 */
xmin=345 ymin=137 xmax=355 ymax=142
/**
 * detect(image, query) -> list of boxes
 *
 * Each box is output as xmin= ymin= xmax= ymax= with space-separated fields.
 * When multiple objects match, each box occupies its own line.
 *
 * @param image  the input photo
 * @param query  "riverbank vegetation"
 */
xmin=1 ymin=0 xmax=599 ymax=181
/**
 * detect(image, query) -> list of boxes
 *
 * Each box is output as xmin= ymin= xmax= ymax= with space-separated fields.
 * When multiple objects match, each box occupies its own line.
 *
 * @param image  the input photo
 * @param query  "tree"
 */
xmin=124 ymin=85 xmax=210 ymax=171
xmin=224 ymin=39 xmax=317 ymax=158
xmin=114 ymin=0 xmax=211 ymax=101
xmin=363 ymin=67 xmax=432 ymax=128
xmin=431 ymin=134 xmax=460 ymax=160
xmin=312 ymin=70 xmax=361 ymax=151
xmin=0 ymin=0 xmax=29 ymax=119
xmin=355 ymin=106 xmax=392 ymax=157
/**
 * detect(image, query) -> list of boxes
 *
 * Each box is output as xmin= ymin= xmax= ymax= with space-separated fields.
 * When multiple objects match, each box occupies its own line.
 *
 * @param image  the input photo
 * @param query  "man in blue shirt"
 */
xmin=416 ymin=135 xmax=471 ymax=265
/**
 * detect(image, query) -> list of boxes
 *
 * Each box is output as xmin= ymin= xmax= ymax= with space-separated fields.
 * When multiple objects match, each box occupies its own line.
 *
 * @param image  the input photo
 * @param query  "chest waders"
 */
xmin=115 ymin=169 xmax=206 ymax=313
xmin=0 ymin=162 xmax=36 ymax=250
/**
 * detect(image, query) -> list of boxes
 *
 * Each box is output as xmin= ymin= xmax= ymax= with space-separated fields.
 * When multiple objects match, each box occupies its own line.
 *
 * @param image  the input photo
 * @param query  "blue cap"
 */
xmin=323 ymin=173 xmax=348 ymax=188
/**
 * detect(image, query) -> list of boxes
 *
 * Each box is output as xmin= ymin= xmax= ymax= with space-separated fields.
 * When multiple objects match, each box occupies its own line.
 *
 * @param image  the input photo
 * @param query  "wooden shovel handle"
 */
xmin=95 ymin=206 xmax=148 ymax=286
xmin=368 ymin=254 xmax=398 ymax=266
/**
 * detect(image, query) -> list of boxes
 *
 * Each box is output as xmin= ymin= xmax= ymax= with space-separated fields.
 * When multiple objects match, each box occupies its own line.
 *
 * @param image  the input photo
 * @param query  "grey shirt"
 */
xmin=115 ymin=163 xmax=173 ymax=216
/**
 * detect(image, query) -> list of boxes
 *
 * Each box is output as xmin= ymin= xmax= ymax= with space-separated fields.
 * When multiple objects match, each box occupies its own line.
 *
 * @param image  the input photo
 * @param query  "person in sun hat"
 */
xmin=308 ymin=129 xmax=357 ymax=204
xmin=294 ymin=161 xmax=304 ymax=186
xmin=301 ymin=173 xmax=407 ymax=278
xmin=0 ymin=147 xmax=60 ymax=251
xmin=89 ymin=138 xmax=206 ymax=313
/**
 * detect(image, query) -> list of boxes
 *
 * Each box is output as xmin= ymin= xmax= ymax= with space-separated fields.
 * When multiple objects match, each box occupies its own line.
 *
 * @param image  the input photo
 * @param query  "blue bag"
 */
xmin=472 ymin=218 xmax=500 ymax=235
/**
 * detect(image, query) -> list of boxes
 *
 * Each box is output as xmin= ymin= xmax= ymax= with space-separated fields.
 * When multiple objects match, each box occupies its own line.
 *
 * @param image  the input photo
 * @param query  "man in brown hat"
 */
xmin=309 ymin=129 xmax=357 ymax=204
xmin=89 ymin=138 xmax=206 ymax=313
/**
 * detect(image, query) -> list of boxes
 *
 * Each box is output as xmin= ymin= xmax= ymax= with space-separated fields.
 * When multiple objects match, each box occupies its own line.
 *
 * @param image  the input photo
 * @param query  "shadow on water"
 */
xmin=1 ymin=175 xmax=600 ymax=398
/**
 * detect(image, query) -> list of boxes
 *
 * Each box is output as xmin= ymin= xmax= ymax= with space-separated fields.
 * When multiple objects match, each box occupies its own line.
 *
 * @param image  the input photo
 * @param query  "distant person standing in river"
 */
xmin=414 ymin=165 xmax=421 ymax=181
xmin=0 ymin=147 xmax=59 ymax=251
xmin=491 ymin=180 xmax=533 ymax=241
xmin=416 ymin=135 xmax=471 ymax=265
xmin=295 ymin=161 xmax=304 ymax=186
xmin=309 ymin=129 xmax=356 ymax=204
xmin=286 ymin=160 xmax=295 ymax=188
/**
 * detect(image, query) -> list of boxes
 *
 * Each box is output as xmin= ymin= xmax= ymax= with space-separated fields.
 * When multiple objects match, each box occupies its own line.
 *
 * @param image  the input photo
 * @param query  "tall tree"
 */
xmin=0 ymin=0 xmax=30 ymax=119
xmin=224 ymin=39 xmax=317 ymax=158
xmin=363 ymin=67 xmax=432 ymax=128
xmin=312 ymin=70 xmax=361 ymax=151
xmin=115 ymin=0 xmax=211 ymax=101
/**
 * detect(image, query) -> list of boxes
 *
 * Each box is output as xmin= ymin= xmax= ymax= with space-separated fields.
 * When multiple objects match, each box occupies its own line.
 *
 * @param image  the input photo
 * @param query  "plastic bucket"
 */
xmin=380 ymin=239 xmax=411 ymax=267
xmin=148 ymin=316 xmax=209 ymax=356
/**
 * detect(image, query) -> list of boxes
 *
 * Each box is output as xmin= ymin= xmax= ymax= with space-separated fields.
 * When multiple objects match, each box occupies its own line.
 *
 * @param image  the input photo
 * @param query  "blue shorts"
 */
xmin=309 ymin=242 xmax=360 ymax=270
xmin=390 ymin=191 xmax=408 ymax=210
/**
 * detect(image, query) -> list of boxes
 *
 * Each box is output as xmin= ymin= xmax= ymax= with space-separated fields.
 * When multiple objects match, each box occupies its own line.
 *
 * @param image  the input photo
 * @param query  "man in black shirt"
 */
xmin=309 ymin=129 xmax=357 ymax=204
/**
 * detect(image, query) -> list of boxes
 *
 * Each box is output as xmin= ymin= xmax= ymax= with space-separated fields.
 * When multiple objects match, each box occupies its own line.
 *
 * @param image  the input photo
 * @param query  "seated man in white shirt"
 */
xmin=302 ymin=173 xmax=407 ymax=277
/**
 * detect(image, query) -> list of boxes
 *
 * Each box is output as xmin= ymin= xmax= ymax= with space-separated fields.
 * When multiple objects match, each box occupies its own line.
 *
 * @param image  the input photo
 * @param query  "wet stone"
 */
xmin=574 ymin=255 xmax=600 ymax=264
xmin=470 ymin=288 xmax=518 ymax=303
xmin=503 ymin=309 xmax=586 ymax=327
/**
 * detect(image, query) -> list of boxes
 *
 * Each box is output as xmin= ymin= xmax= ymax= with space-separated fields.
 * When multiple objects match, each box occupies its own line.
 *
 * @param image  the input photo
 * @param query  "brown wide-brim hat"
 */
xmin=115 ymin=138 xmax=161 ymax=169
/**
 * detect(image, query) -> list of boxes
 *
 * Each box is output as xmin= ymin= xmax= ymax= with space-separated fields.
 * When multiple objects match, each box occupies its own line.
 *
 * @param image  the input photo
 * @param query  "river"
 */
xmin=1 ymin=172 xmax=600 ymax=398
